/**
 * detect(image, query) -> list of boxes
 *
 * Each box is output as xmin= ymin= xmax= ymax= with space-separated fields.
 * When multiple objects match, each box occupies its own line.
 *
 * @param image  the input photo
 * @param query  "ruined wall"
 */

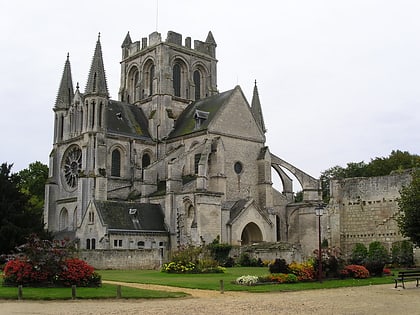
xmin=328 ymin=172 xmax=412 ymax=257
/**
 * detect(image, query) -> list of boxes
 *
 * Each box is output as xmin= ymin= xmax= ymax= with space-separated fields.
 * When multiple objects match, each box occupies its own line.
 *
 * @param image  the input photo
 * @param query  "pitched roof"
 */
xmin=168 ymin=88 xmax=234 ymax=139
xmin=94 ymin=200 xmax=167 ymax=232
xmin=251 ymin=81 xmax=266 ymax=133
xmin=55 ymin=54 xmax=74 ymax=110
xmin=106 ymin=100 xmax=151 ymax=139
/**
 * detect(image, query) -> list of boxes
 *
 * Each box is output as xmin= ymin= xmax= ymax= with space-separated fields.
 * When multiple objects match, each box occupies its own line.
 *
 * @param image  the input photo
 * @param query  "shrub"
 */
xmin=207 ymin=238 xmax=232 ymax=266
xmin=3 ymin=259 xmax=49 ymax=285
xmin=235 ymin=275 xmax=259 ymax=286
xmin=56 ymin=258 xmax=100 ymax=287
xmin=238 ymin=253 xmax=261 ymax=267
xmin=366 ymin=241 xmax=389 ymax=276
xmin=269 ymin=258 xmax=289 ymax=274
xmin=350 ymin=243 xmax=368 ymax=265
xmin=340 ymin=265 xmax=370 ymax=279
xmin=161 ymin=261 xmax=198 ymax=273
xmin=288 ymin=261 xmax=315 ymax=281
xmin=263 ymin=273 xmax=298 ymax=284
xmin=391 ymin=240 xmax=414 ymax=267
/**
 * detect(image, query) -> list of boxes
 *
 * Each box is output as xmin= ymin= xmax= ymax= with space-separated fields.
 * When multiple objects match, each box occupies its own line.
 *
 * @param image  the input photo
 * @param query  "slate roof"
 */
xmin=106 ymin=100 xmax=151 ymax=139
xmin=168 ymin=88 xmax=235 ymax=139
xmin=94 ymin=200 xmax=167 ymax=232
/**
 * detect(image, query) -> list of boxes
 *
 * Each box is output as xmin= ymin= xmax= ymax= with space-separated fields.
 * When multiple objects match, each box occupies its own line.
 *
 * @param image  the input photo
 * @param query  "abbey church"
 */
xmin=44 ymin=30 xmax=323 ymax=262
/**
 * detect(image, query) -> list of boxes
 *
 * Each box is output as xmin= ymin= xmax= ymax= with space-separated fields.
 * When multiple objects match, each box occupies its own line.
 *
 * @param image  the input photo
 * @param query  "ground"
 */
xmin=3 ymin=281 xmax=420 ymax=314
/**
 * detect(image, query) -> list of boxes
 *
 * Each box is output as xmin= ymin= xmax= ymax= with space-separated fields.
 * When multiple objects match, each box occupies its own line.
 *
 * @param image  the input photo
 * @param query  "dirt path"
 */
xmin=2 ymin=281 xmax=420 ymax=315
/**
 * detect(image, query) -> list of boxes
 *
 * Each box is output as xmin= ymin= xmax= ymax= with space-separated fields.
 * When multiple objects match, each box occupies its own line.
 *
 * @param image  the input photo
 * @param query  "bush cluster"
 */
xmin=3 ymin=235 xmax=100 ymax=287
xmin=339 ymin=265 xmax=370 ymax=279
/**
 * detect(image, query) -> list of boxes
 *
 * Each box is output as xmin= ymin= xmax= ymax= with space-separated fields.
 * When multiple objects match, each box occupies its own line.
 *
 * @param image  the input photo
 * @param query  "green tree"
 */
xmin=397 ymin=169 xmax=420 ymax=245
xmin=0 ymin=163 xmax=47 ymax=256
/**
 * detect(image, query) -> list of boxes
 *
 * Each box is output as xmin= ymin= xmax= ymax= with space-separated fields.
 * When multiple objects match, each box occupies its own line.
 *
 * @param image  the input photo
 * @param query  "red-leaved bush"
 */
xmin=56 ymin=258 xmax=99 ymax=287
xmin=340 ymin=265 xmax=370 ymax=279
xmin=3 ymin=259 xmax=49 ymax=285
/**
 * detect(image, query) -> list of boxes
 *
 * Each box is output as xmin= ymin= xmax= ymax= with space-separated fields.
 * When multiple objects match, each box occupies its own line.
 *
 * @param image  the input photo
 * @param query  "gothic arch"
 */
xmin=241 ymin=222 xmax=263 ymax=245
xmin=172 ymin=57 xmax=189 ymax=98
xmin=192 ymin=62 xmax=209 ymax=100
xmin=142 ymin=58 xmax=155 ymax=98
xmin=109 ymin=144 xmax=126 ymax=177
xmin=59 ymin=208 xmax=69 ymax=231
xmin=140 ymin=149 xmax=154 ymax=168
xmin=127 ymin=65 xmax=139 ymax=103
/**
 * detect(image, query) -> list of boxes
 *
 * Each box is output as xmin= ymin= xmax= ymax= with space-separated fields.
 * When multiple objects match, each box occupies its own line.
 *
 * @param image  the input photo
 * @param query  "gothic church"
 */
xmin=44 ymin=30 xmax=321 ymax=257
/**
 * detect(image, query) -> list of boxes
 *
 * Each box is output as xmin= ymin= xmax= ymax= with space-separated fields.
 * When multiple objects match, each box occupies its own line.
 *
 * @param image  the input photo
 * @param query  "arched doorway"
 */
xmin=241 ymin=222 xmax=263 ymax=245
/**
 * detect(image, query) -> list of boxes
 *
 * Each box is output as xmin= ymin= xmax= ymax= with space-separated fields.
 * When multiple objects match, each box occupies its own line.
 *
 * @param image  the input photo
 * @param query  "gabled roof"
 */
xmin=94 ymin=200 xmax=167 ymax=232
xmin=224 ymin=198 xmax=272 ymax=226
xmin=106 ymin=100 xmax=151 ymax=139
xmin=121 ymin=31 xmax=132 ymax=48
xmin=251 ymin=81 xmax=266 ymax=133
xmin=168 ymin=88 xmax=234 ymax=139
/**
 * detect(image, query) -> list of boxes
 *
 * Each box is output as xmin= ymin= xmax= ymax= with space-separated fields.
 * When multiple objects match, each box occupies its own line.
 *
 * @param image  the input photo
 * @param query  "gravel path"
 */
xmin=2 ymin=281 xmax=420 ymax=315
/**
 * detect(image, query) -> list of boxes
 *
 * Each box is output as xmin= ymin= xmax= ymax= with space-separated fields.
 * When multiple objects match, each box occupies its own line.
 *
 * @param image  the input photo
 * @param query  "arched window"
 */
xmin=142 ymin=152 xmax=151 ymax=168
xmin=73 ymin=208 xmax=78 ymax=230
xmin=86 ymin=239 xmax=91 ymax=250
xmin=149 ymin=65 xmax=154 ymax=96
xmin=128 ymin=67 xmax=139 ymax=103
xmin=59 ymin=208 xmax=68 ymax=231
xmin=98 ymin=102 xmax=103 ymax=127
xmin=173 ymin=64 xmax=181 ymax=97
xmin=194 ymin=70 xmax=201 ymax=100
xmin=111 ymin=149 xmax=121 ymax=177
xmin=91 ymin=238 xmax=96 ymax=249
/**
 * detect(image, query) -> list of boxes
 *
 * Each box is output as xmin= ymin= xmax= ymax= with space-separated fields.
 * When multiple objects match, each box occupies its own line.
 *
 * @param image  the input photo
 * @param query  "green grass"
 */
xmin=99 ymin=267 xmax=396 ymax=293
xmin=0 ymin=282 xmax=187 ymax=300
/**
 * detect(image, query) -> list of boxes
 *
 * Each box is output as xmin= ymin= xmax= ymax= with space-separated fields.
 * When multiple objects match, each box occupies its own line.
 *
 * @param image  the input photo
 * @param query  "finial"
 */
xmin=76 ymin=82 xmax=79 ymax=90
xmin=254 ymin=79 xmax=257 ymax=86
xmin=98 ymin=32 xmax=101 ymax=41
xmin=67 ymin=52 xmax=70 ymax=60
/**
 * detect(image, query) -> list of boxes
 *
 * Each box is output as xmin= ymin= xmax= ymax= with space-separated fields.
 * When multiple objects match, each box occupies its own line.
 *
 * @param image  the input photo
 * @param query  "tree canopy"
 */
xmin=0 ymin=162 xmax=49 ymax=256
xmin=320 ymin=150 xmax=420 ymax=202
xmin=397 ymin=169 xmax=420 ymax=245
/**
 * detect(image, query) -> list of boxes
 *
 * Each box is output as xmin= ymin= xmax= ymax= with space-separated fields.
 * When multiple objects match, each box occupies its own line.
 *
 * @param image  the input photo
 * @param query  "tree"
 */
xmin=0 ymin=163 xmax=47 ymax=256
xmin=397 ymin=169 xmax=420 ymax=245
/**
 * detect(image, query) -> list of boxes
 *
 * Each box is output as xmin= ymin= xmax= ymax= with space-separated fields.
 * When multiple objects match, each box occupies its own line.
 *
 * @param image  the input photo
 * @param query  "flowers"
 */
xmin=340 ymin=265 xmax=370 ymax=279
xmin=235 ymin=275 xmax=259 ymax=286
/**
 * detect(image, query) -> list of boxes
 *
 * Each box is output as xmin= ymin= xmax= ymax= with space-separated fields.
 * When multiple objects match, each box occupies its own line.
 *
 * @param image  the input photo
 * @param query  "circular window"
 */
xmin=62 ymin=145 xmax=82 ymax=190
xmin=234 ymin=161 xmax=243 ymax=174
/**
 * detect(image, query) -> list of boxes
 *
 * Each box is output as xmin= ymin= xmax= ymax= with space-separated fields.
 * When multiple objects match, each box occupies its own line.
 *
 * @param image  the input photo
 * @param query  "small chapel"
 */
xmin=44 ymin=30 xmax=322 ymax=262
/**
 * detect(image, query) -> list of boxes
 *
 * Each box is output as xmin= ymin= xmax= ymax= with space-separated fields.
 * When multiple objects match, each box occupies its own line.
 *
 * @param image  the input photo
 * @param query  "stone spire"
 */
xmin=85 ymin=33 xmax=109 ymax=97
xmin=251 ymin=80 xmax=266 ymax=133
xmin=121 ymin=31 xmax=132 ymax=48
xmin=205 ymin=31 xmax=216 ymax=45
xmin=55 ymin=53 xmax=74 ymax=109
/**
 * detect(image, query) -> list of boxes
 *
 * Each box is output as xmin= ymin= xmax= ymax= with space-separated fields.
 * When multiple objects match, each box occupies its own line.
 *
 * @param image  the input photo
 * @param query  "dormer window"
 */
xmin=194 ymin=109 xmax=209 ymax=129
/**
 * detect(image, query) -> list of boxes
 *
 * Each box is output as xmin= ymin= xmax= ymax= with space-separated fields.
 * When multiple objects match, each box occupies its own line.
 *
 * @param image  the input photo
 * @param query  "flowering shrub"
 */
xmin=265 ymin=273 xmax=298 ymax=284
xmin=340 ymin=265 xmax=370 ymax=279
xmin=161 ymin=261 xmax=198 ymax=273
xmin=56 ymin=258 xmax=100 ymax=287
xmin=235 ymin=275 xmax=259 ymax=286
xmin=383 ymin=268 xmax=392 ymax=276
xmin=3 ymin=259 xmax=49 ymax=285
xmin=288 ymin=261 xmax=315 ymax=281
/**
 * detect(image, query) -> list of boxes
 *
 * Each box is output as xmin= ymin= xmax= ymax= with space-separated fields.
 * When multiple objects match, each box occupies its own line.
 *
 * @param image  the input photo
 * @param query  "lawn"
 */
xmin=99 ymin=267 xmax=396 ymax=293
xmin=0 ymin=281 xmax=187 ymax=300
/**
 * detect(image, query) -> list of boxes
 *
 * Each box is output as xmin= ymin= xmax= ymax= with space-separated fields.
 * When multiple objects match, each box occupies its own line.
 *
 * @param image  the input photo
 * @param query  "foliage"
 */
xmin=2 ymin=234 xmax=99 ymax=287
xmin=340 ymin=265 xmax=370 ymax=279
xmin=350 ymin=243 xmax=368 ymax=265
xmin=391 ymin=240 xmax=414 ymax=267
xmin=365 ymin=241 xmax=389 ymax=276
xmin=161 ymin=245 xmax=224 ymax=274
xmin=397 ymin=169 xmax=420 ymax=245
xmin=235 ymin=275 xmax=259 ymax=286
xmin=238 ymin=253 xmax=262 ymax=267
xmin=207 ymin=237 xmax=232 ymax=266
xmin=288 ymin=261 xmax=315 ymax=281
xmin=0 ymin=163 xmax=48 ymax=256
xmin=320 ymin=150 xmax=420 ymax=201
xmin=259 ymin=273 xmax=298 ymax=284
xmin=313 ymin=246 xmax=344 ymax=278
xmin=268 ymin=258 xmax=289 ymax=274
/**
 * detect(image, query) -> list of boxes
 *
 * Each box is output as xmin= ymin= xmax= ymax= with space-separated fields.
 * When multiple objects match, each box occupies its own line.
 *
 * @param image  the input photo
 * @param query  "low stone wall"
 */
xmin=230 ymin=242 xmax=302 ymax=263
xmin=79 ymin=249 xmax=167 ymax=270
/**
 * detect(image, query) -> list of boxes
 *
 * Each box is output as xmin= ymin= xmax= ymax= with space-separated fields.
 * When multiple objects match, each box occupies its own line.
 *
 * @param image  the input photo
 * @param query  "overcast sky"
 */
xmin=1 ymin=0 xmax=419 ymax=185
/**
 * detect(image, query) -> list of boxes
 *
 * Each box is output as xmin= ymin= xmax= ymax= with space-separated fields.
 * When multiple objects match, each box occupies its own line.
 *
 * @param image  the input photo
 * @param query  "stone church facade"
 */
xmin=43 ymin=29 xmax=328 ymax=264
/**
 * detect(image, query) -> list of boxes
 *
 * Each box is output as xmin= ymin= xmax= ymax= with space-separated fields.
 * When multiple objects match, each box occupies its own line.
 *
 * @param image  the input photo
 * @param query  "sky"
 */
xmin=1 ymin=0 xmax=419 ymax=186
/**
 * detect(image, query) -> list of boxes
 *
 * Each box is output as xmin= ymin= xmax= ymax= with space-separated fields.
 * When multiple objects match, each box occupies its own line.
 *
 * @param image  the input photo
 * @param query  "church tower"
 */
xmin=118 ymin=30 xmax=218 ymax=140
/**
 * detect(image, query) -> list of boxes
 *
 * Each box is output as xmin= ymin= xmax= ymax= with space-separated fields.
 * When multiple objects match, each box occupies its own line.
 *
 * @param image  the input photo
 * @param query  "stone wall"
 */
xmin=79 ymin=249 xmax=166 ymax=270
xmin=328 ymin=172 xmax=412 ymax=257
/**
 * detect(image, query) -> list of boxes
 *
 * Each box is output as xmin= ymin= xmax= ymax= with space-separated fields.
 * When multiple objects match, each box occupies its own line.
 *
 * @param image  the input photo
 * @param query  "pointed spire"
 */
xmin=85 ymin=33 xmax=109 ymax=97
xmin=205 ymin=31 xmax=216 ymax=45
xmin=55 ymin=53 xmax=74 ymax=109
xmin=121 ymin=31 xmax=132 ymax=48
xmin=251 ymin=80 xmax=266 ymax=133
